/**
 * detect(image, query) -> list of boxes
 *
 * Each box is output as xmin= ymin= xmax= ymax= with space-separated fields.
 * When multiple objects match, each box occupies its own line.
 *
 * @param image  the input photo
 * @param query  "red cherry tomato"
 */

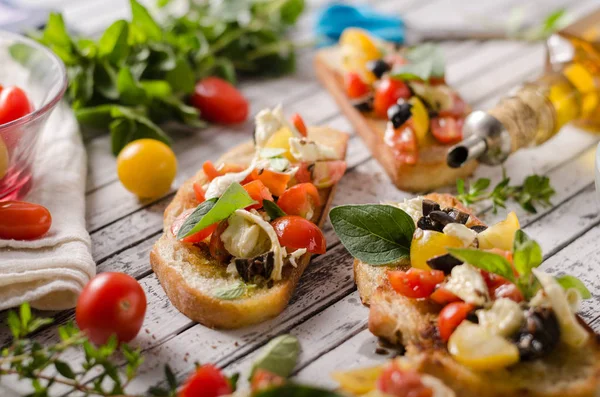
xmin=193 ymin=182 xmax=206 ymax=203
xmin=384 ymin=124 xmax=418 ymax=165
xmin=344 ymin=72 xmax=370 ymax=99
xmin=438 ymin=93 xmax=468 ymax=118
xmin=277 ymin=183 xmax=320 ymax=219
xmin=179 ymin=364 xmax=232 ymax=397
xmin=171 ymin=208 xmax=218 ymax=243
xmin=191 ymin=77 xmax=248 ymax=124
xmin=76 ymin=272 xmax=146 ymax=345
xmin=250 ymin=369 xmax=286 ymax=393
xmin=430 ymin=117 xmax=464 ymax=145
xmin=437 ymin=302 xmax=474 ymax=342
xmin=209 ymin=220 xmax=231 ymax=263
xmin=374 ymin=78 xmax=410 ymax=118
xmin=492 ymin=282 xmax=524 ymax=303
xmin=271 ymin=215 xmax=326 ymax=254
xmin=0 ymin=86 xmax=32 ymax=126
xmin=0 ymin=201 xmax=52 ymax=240
xmin=387 ymin=268 xmax=445 ymax=299
xmin=254 ymin=169 xmax=291 ymax=197
xmin=430 ymin=286 xmax=461 ymax=305
xmin=290 ymin=113 xmax=308 ymax=137
xmin=377 ymin=364 xmax=433 ymax=397
xmin=243 ymin=180 xmax=274 ymax=210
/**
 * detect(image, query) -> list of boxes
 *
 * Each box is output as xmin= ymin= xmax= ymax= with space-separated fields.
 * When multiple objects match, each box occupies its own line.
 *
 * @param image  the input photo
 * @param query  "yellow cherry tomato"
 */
xmin=340 ymin=28 xmax=381 ymax=83
xmin=117 ymin=139 xmax=177 ymax=198
xmin=263 ymin=127 xmax=295 ymax=161
xmin=410 ymin=229 xmax=464 ymax=270
xmin=409 ymin=97 xmax=430 ymax=144
xmin=478 ymin=212 xmax=520 ymax=251
xmin=0 ymin=136 xmax=8 ymax=180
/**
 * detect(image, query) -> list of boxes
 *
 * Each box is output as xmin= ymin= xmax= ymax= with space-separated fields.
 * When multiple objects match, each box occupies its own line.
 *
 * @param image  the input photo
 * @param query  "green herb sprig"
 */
xmin=456 ymin=172 xmax=555 ymax=214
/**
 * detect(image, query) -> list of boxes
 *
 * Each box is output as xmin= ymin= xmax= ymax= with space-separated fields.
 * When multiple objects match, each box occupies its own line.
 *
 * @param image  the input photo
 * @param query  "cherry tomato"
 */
xmin=193 ymin=182 xmax=206 ymax=203
xmin=209 ymin=220 xmax=231 ymax=263
xmin=430 ymin=117 xmax=464 ymax=145
xmin=384 ymin=124 xmax=418 ymax=165
xmin=294 ymin=162 xmax=313 ymax=184
xmin=251 ymin=369 xmax=286 ymax=393
xmin=438 ymin=93 xmax=468 ymax=118
xmin=76 ymin=272 xmax=146 ymax=345
xmin=290 ymin=113 xmax=308 ymax=137
xmin=428 ymin=76 xmax=447 ymax=86
xmin=387 ymin=268 xmax=445 ymax=299
xmin=438 ymin=302 xmax=474 ymax=342
xmin=430 ymin=286 xmax=461 ymax=305
xmin=171 ymin=208 xmax=218 ymax=243
xmin=254 ymin=169 xmax=291 ymax=197
xmin=179 ymin=364 xmax=232 ymax=397
xmin=277 ymin=183 xmax=320 ymax=219
xmin=191 ymin=77 xmax=248 ymax=124
xmin=117 ymin=139 xmax=177 ymax=198
xmin=271 ymin=215 xmax=326 ymax=254
xmin=0 ymin=86 xmax=32 ymax=126
xmin=345 ymin=72 xmax=370 ymax=99
xmin=0 ymin=201 xmax=52 ymax=240
xmin=492 ymin=282 xmax=524 ymax=303
xmin=377 ymin=364 xmax=433 ymax=397
xmin=243 ymin=180 xmax=273 ymax=210
xmin=374 ymin=78 xmax=411 ymax=118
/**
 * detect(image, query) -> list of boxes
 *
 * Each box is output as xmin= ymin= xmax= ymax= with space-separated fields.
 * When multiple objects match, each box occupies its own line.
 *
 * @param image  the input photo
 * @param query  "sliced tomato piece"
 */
xmin=193 ymin=182 xmax=206 ymax=203
xmin=312 ymin=160 xmax=347 ymax=188
xmin=209 ymin=220 xmax=231 ymax=263
xmin=377 ymin=363 xmax=433 ymax=397
xmin=271 ymin=215 xmax=326 ymax=254
xmin=384 ymin=124 xmax=418 ymax=165
xmin=291 ymin=113 xmax=308 ymax=137
xmin=203 ymin=161 xmax=221 ymax=181
xmin=438 ymin=302 xmax=474 ymax=342
xmin=387 ymin=268 xmax=445 ymax=299
xmin=430 ymin=286 xmax=461 ymax=305
xmin=430 ymin=117 xmax=464 ymax=145
xmin=277 ymin=183 xmax=320 ymax=219
xmin=374 ymin=78 xmax=411 ymax=118
xmin=243 ymin=180 xmax=274 ymax=210
xmin=294 ymin=162 xmax=313 ymax=184
xmin=492 ymin=282 xmax=524 ymax=303
xmin=171 ymin=208 xmax=218 ymax=243
xmin=251 ymin=369 xmax=286 ymax=394
xmin=255 ymin=169 xmax=291 ymax=197
xmin=344 ymin=72 xmax=371 ymax=99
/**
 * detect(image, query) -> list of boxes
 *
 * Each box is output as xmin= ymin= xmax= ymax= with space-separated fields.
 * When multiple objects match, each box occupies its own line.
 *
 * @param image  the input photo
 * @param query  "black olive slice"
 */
xmin=417 ymin=216 xmax=444 ymax=232
xmin=428 ymin=210 xmax=457 ymax=227
xmin=422 ymin=199 xmax=441 ymax=216
xmin=426 ymin=253 xmax=462 ymax=275
xmin=367 ymin=59 xmax=391 ymax=79
xmin=351 ymin=95 xmax=374 ymax=112
xmin=235 ymin=251 xmax=275 ymax=282
xmin=387 ymin=102 xmax=412 ymax=129
xmin=513 ymin=307 xmax=560 ymax=361
xmin=470 ymin=225 xmax=488 ymax=233
xmin=443 ymin=208 xmax=470 ymax=224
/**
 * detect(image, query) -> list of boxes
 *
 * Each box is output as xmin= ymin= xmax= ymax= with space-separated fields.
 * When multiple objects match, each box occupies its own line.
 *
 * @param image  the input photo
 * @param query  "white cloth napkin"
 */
xmin=0 ymin=102 xmax=95 ymax=311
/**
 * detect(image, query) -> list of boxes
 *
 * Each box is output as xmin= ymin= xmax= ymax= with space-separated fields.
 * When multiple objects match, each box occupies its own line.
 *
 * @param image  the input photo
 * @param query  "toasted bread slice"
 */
xmin=151 ymin=127 xmax=348 ymax=329
xmin=314 ymin=47 xmax=478 ymax=192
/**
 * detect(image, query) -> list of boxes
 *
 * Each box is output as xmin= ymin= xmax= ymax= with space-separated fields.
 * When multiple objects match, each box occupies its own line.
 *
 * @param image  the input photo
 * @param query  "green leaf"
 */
xmin=130 ymin=0 xmax=162 ymax=42
xmin=213 ymin=281 xmax=247 ymax=300
xmin=512 ymin=230 xmax=543 ymax=276
xmin=7 ymin=310 xmax=21 ymax=339
xmin=42 ymin=13 xmax=72 ymax=49
xmin=280 ymin=0 xmax=305 ymax=24
xmin=140 ymin=80 xmax=173 ymax=98
xmin=55 ymin=361 xmax=76 ymax=379
xmin=76 ymin=105 xmax=116 ymax=129
xmin=98 ymin=20 xmax=130 ymax=63
xmin=391 ymin=60 xmax=433 ymax=81
xmin=165 ymin=57 xmax=195 ymax=94
xmin=391 ymin=43 xmax=444 ymax=81
xmin=250 ymin=335 xmax=300 ymax=379
xmin=117 ymin=67 xmax=147 ymax=105
xmin=447 ymin=248 xmax=516 ymax=282
xmin=263 ymin=200 xmax=286 ymax=220
xmin=228 ymin=373 xmax=240 ymax=391
xmin=556 ymin=275 xmax=592 ymax=299
xmin=164 ymin=364 xmax=177 ymax=390
xmin=329 ymin=204 xmax=415 ymax=265
xmin=253 ymin=384 xmax=343 ymax=397
xmin=178 ymin=183 xmax=256 ymax=239
xmin=20 ymin=302 xmax=32 ymax=330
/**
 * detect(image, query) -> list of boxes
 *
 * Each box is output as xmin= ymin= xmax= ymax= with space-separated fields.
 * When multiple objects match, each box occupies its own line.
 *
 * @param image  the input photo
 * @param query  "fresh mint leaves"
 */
xmin=250 ymin=334 xmax=300 ymax=380
xmin=330 ymin=204 xmax=415 ymax=265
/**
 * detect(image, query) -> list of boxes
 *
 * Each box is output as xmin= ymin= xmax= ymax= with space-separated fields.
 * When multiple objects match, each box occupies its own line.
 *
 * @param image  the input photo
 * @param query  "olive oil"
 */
xmin=447 ymin=10 xmax=600 ymax=167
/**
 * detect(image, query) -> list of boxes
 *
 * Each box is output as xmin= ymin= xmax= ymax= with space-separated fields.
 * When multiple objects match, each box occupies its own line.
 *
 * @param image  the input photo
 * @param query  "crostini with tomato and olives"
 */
xmin=151 ymin=106 xmax=348 ymax=329
xmin=315 ymin=29 xmax=477 ymax=192
xmin=330 ymin=195 xmax=600 ymax=397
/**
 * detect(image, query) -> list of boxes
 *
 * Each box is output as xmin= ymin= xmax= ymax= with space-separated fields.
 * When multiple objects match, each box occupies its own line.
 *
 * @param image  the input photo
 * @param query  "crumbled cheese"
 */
xmin=288 ymin=137 xmax=339 ymax=162
xmin=393 ymin=197 xmax=424 ymax=224
xmin=254 ymin=105 xmax=298 ymax=147
xmin=477 ymin=298 xmax=524 ymax=337
xmin=443 ymin=223 xmax=477 ymax=247
xmin=221 ymin=211 xmax=271 ymax=259
xmin=532 ymin=269 xmax=589 ymax=348
xmin=288 ymin=248 xmax=307 ymax=268
xmin=444 ymin=263 xmax=490 ymax=306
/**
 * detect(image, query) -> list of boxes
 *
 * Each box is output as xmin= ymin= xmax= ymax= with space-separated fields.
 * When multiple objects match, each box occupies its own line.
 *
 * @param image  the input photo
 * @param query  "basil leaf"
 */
xmin=391 ymin=60 xmax=433 ymax=81
xmin=330 ymin=204 xmax=415 ymax=266
xmin=176 ymin=198 xmax=218 ymax=239
xmin=213 ymin=281 xmax=246 ymax=300
xmin=263 ymin=200 xmax=286 ymax=220
xmin=512 ymin=229 xmax=543 ymax=276
xmin=447 ymin=248 xmax=516 ymax=282
xmin=254 ymin=384 xmax=344 ymax=397
xmin=250 ymin=334 xmax=300 ymax=379
xmin=98 ymin=20 xmax=130 ymax=64
xmin=130 ymin=0 xmax=162 ymax=42
xmin=117 ymin=67 xmax=147 ymax=105
xmin=179 ymin=183 xmax=256 ymax=239
xmin=166 ymin=57 xmax=195 ymax=94
xmin=555 ymin=275 xmax=592 ymax=299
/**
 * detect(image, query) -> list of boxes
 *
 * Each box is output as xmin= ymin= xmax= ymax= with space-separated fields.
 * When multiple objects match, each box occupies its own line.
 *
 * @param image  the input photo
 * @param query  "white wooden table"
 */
xmin=3 ymin=0 xmax=600 ymax=394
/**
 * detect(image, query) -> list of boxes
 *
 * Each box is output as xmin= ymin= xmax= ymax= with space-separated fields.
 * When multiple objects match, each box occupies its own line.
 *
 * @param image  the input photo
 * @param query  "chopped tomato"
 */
xmin=428 ymin=76 xmax=446 ymax=86
xmin=251 ymin=369 xmax=285 ymax=393
xmin=0 ymin=86 xmax=32 ymax=126
xmin=492 ymin=282 xmax=524 ymax=303
xmin=344 ymin=72 xmax=370 ymax=99
xmin=193 ymin=182 xmax=206 ymax=203
xmin=209 ymin=220 xmax=231 ymax=263
xmin=387 ymin=268 xmax=445 ymax=299
xmin=202 ymin=161 xmax=248 ymax=182
xmin=191 ymin=77 xmax=248 ymax=124
xmin=179 ymin=364 xmax=232 ymax=397
xmin=438 ymin=302 xmax=474 ymax=342
xmin=430 ymin=286 xmax=461 ymax=305
xmin=203 ymin=161 xmax=221 ymax=181
xmin=377 ymin=364 xmax=433 ymax=397
xmin=291 ymin=113 xmax=308 ymax=137
xmin=271 ymin=215 xmax=326 ymax=254
xmin=277 ymin=183 xmax=320 ymax=219
xmin=374 ymin=78 xmax=411 ymax=118
xmin=384 ymin=124 xmax=418 ymax=165
xmin=255 ymin=169 xmax=291 ymax=197
xmin=171 ymin=208 xmax=218 ymax=243
xmin=294 ymin=162 xmax=313 ymax=184
xmin=243 ymin=180 xmax=273 ymax=210
xmin=438 ymin=93 xmax=468 ymax=118
xmin=430 ymin=117 xmax=464 ymax=145
xmin=311 ymin=160 xmax=347 ymax=188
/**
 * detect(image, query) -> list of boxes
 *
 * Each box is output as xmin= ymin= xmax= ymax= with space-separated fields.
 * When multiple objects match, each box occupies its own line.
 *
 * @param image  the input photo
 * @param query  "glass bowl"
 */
xmin=0 ymin=30 xmax=67 ymax=201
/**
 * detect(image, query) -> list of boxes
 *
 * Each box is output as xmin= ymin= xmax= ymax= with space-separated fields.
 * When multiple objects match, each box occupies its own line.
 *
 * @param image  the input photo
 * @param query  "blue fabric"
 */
xmin=315 ymin=3 xmax=405 ymax=47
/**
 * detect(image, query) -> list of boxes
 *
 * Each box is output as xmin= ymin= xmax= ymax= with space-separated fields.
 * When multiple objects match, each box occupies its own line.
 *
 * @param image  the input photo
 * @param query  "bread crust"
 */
xmin=314 ymin=49 xmax=478 ymax=192
xmin=151 ymin=127 xmax=348 ymax=329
